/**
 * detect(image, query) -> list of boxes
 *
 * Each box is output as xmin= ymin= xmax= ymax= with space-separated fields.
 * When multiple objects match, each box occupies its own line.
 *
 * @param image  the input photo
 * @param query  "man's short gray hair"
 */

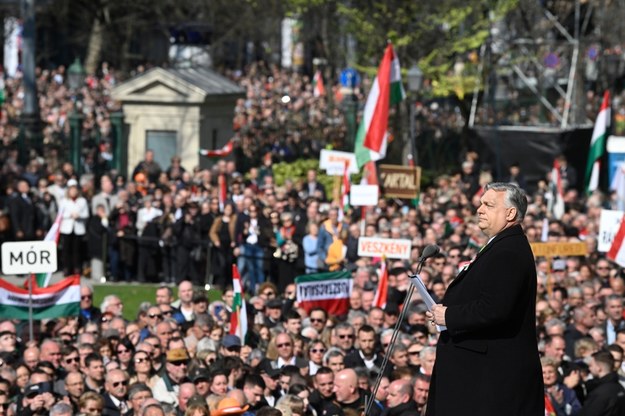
xmin=50 ymin=402 xmax=73 ymax=416
xmin=483 ymin=182 xmax=528 ymax=222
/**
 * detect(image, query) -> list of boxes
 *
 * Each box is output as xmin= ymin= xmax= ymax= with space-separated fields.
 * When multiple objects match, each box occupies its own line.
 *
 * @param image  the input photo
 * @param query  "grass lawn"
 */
xmin=92 ymin=283 xmax=223 ymax=321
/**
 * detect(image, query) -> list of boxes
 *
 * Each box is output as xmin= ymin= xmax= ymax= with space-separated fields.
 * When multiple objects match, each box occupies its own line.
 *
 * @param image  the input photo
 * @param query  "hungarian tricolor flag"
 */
xmin=341 ymin=160 xmax=351 ymax=215
xmin=608 ymin=214 xmax=625 ymax=268
xmin=373 ymin=257 xmax=388 ymax=309
xmin=313 ymin=70 xmax=325 ymax=97
xmin=229 ymin=265 xmax=248 ymax=342
xmin=586 ymin=91 xmax=610 ymax=194
xmin=218 ymin=174 xmax=227 ymax=212
xmin=354 ymin=43 xmax=406 ymax=168
xmin=200 ymin=139 xmax=234 ymax=158
xmin=1 ymin=275 xmax=80 ymax=319
xmin=35 ymin=209 xmax=63 ymax=288
xmin=549 ymin=159 xmax=565 ymax=220
xmin=295 ymin=271 xmax=353 ymax=316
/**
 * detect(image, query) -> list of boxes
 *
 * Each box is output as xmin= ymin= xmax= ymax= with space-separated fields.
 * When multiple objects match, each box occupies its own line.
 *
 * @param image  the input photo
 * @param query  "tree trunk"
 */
xmin=84 ymin=17 xmax=103 ymax=75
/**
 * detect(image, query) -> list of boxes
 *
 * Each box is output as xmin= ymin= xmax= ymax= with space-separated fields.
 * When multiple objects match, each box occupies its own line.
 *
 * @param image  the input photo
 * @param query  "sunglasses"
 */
xmin=310 ymin=348 xmax=326 ymax=354
xmin=117 ymin=349 xmax=130 ymax=354
xmin=65 ymin=357 xmax=80 ymax=364
xmin=161 ymin=310 xmax=173 ymax=316
xmin=226 ymin=346 xmax=241 ymax=352
xmin=310 ymin=318 xmax=324 ymax=323
xmin=338 ymin=334 xmax=354 ymax=339
xmin=277 ymin=343 xmax=292 ymax=348
xmin=149 ymin=313 xmax=163 ymax=319
xmin=135 ymin=357 xmax=150 ymax=364
xmin=81 ymin=295 xmax=93 ymax=300
xmin=112 ymin=380 xmax=128 ymax=388
xmin=169 ymin=360 xmax=188 ymax=367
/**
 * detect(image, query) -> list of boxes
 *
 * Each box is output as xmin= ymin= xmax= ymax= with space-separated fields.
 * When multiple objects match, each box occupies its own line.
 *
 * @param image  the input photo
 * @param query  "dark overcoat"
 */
xmin=426 ymin=224 xmax=543 ymax=416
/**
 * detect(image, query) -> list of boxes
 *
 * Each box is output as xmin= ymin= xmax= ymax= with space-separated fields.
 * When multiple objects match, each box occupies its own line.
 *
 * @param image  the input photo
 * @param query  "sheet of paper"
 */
xmin=410 ymin=275 xmax=447 ymax=331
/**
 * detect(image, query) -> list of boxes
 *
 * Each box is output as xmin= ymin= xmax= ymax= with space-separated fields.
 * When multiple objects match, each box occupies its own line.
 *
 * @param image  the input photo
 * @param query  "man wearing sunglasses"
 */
xmin=151 ymin=348 xmax=190 ymax=406
xmin=79 ymin=286 xmax=101 ymax=325
xmin=103 ymin=369 xmax=129 ymax=415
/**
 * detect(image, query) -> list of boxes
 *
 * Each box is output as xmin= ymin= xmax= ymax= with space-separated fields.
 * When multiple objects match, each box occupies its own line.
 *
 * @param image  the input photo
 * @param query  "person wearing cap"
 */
xmin=190 ymin=368 xmax=211 ymax=397
xmin=59 ymin=178 xmax=89 ymax=275
xmin=263 ymin=299 xmax=283 ymax=329
xmin=220 ymin=335 xmax=242 ymax=358
xmin=151 ymin=348 xmax=190 ymax=406
xmin=210 ymin=397 xmax=249 ymax=416
xmin=19 ymin=381 xmax=57 ymax=415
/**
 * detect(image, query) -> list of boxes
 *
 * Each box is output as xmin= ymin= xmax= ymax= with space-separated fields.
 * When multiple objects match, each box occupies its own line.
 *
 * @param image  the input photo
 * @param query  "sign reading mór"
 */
xmin=1 ymin=241 xmax=58 ymax=275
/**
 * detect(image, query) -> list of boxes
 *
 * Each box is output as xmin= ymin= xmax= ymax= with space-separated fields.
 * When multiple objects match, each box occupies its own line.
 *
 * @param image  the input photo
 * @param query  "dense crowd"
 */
xmin=0 ymin=61 xmax=625 ymax=415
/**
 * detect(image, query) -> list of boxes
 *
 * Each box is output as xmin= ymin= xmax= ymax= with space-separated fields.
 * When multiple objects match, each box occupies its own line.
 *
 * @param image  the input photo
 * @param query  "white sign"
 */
xmin=319 ymin=150 xmax=359 ymax=176
xmin=599 ymin=209 xmax=624 ymax=252
xmin=1 ymin=241 xmax=58 ymax=275
xmin=357 ymin=237 xmax=412 ymax=260
xmin=350 ymin=185 xmax=379 ymax=206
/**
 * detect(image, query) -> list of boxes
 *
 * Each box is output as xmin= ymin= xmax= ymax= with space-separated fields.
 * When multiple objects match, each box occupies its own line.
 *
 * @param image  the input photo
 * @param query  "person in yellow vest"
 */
xmin=317 ymin=207 xmax=348 ymax=270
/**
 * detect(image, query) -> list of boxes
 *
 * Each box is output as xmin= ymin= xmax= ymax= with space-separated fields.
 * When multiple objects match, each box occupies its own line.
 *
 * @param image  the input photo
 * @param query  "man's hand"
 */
xmin=426 ymin=304 xmax=447 ymax=327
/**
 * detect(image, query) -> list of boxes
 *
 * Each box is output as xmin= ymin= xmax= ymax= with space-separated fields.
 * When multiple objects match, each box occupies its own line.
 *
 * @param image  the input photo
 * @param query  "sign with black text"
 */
xmin=1 ymin=241 xmax=58 ymax=275
xmin=379 ymin=164 xmax=421 ymax=199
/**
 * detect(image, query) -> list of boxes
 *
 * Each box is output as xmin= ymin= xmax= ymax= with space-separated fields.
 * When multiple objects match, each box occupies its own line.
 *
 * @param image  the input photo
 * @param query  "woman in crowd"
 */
xmin=59 ymin=179 xmax=89 ymax=275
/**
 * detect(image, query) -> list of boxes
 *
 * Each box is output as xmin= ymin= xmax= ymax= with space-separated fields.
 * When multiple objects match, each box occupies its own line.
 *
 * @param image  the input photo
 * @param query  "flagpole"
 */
xmin=27 ymin=274 xmax=34 ymax=342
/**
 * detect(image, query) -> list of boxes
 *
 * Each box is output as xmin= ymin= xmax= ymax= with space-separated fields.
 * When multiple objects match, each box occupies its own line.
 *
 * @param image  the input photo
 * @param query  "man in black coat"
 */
xmin=426 ymin=182 xmax=543 ymax=416
xmin=383 ymin=379 xmax=420 ymax=416
xmin=102 ymin=369 xmax=130 ymax=416
xmin=8 ymin=179 xmax=43 ymax=240
xmin=579 ymin=350 xmax=625 ymax=416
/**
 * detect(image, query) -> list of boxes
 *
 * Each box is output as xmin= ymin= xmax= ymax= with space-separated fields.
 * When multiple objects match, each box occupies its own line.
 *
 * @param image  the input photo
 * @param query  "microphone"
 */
xmin=418 ymin=244 xmax=441 ymax=263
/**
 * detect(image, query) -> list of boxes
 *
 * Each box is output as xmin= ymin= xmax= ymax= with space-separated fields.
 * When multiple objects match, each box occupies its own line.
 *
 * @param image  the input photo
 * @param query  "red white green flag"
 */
xmin=341 ymin=160 xmax=351 ymax=215
xmin=550 ymin=159 xmax=565 ymax=220
xmin=218 ymin=174 xmax=227 ymax=212
xmin=295 ymin=271 xmax=352 ymax=316
xmin=229 ymin=264 xmax=248 ymax=341
xmin=199 ymin=139 xmax=234 ymax=158
xmin=1 ymin=275 xmax=80 ymax=319
xmin=313 ymin=70 xmax=325 ymax=97
xmin=373 ymin=257 xmax=388 ymax=309
xmin=608 ymin=214 xmax=625 ymax=268
xmin=586 ymin=91 xmax=610 ymax=194
xmin=36 ymin=209 xmax=63 ymax=288
xmin=354 ymin=43 xmax=406 ymax=168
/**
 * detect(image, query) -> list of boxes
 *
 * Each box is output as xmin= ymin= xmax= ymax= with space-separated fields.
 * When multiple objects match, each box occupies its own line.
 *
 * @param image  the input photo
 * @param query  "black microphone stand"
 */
xmin=364 ymin=254 xmax=431 ymax=415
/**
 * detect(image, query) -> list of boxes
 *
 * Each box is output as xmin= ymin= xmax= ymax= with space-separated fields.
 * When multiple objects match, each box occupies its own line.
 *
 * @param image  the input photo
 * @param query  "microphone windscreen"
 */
xmin=420 ymin=244 xmax=441 ymax=261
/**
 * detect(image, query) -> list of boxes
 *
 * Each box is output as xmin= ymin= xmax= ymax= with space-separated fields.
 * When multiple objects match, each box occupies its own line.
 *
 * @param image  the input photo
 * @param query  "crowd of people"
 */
xmin=0 ymin=60 xmax=625 ymax=415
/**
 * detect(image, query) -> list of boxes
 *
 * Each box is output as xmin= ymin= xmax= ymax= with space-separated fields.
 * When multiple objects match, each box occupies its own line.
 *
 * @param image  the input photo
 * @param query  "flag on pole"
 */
xmin=0 ymin=275 xmax=80 ymax=319
xmin=340 ymin=160 xmax=351 ymax=215
xmin=550 ymin=159 xmax=565 ymax=220
xmin=586 ymin=91 xmax=610 ymax=194
xmin=36 ymin=209 xmax=63 ymax=288
xmin=354 ymin=43 xmax=406 ymax=168
xmin=229 ymin=265 xmax=248 ymax=342
xmin=313 ymin=70 xmax=325 ymax=97
xmin=373 ymin=257 xmax=388 ymax=309
xmin=218 ymin=174 xmax=227 ymax=212
xmin=199 ymin=139 xmax=234 ymax=158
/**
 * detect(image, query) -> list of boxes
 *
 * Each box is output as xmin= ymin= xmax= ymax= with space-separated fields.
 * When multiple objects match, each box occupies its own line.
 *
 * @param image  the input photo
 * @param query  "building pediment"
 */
xmin=112 ymin=66 xmax=244 ymax=105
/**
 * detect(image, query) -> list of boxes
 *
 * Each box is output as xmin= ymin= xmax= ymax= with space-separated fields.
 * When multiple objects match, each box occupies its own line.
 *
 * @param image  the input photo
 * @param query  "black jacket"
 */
xmin=579 ymin=372 xmax=625 ymax=416
xmin=427 ymin=224 xmax=543 ymax=416
xmin=383 ymin=400 xmax=420 ymax=416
